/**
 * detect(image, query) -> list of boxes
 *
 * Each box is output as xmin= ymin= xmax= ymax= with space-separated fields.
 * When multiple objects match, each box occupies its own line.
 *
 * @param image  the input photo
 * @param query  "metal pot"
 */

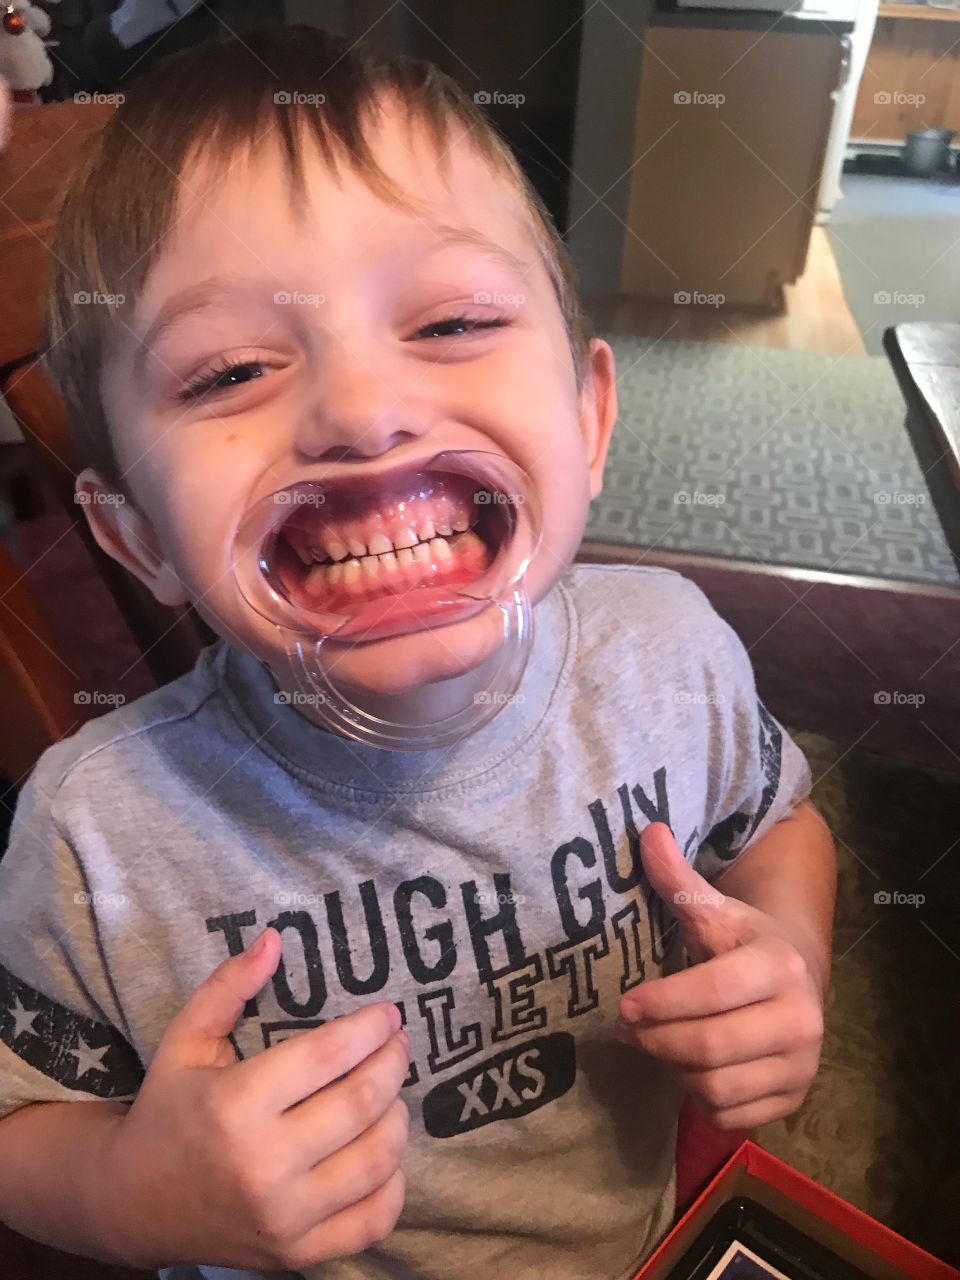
xmin=903 ymin=128 xmax=956 ymax=176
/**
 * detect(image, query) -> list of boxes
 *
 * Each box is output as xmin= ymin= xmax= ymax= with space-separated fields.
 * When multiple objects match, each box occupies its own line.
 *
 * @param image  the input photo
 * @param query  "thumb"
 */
xmin=641 ymin=822 xmax=742 ymax=962
xmin=155 ymin=927 xmax=282 ymax=1070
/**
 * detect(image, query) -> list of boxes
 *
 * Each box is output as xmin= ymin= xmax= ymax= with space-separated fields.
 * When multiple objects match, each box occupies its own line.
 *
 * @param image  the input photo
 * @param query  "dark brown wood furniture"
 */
xmin=0 ymin=538 xmax=83 ymax=787
xmin=0 ymin=98 xmax=214 ymax=692
xmin=883 ymin=323 xmax=960 ymax=579
xmin=578 ymin=545 xmax=960 ymax=776
xmin=3 ymin=358 xmax=216 ymax=685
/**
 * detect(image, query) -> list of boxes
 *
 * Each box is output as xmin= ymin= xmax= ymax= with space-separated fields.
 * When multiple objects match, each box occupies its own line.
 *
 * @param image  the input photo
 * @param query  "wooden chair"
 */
xmin=0 ymin=96 xmax=203 ymax=1280
xmin=0 ymin=535 xmax=82 ymax=786
xmin=0 ymin=535 xmax=155 ymax=1278
xmin=0 ymin=97 xmax=215 ymax=691
xmin=3 ymin=357 xmax=217 ymax=687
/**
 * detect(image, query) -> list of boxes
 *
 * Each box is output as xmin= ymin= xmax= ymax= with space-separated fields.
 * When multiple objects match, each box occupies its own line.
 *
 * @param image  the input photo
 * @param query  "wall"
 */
xmin=566 ymin=0 xmax=652 ymax=296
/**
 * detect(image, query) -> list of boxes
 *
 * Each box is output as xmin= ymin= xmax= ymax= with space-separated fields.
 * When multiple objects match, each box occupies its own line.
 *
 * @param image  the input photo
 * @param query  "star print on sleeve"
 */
xmin=702 ymin=701 xmax=783 ymax=862
xmin=0 ymin=956 xmax=144 ymax=1098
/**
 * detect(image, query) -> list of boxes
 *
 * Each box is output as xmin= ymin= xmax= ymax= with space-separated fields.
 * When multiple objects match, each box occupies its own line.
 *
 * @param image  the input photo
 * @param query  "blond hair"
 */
xmin=40 ymin=25 xmax=591 ymax=493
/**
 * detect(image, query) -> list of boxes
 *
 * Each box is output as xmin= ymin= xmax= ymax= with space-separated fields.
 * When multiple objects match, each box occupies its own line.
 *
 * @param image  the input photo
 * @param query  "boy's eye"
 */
xmin=176 ymin=315 xmax=509 ymax=401
xmin=178 ymin=360 xmax=266 ymax=402
xmin=414 ymin=314 xmax=509 ymax=340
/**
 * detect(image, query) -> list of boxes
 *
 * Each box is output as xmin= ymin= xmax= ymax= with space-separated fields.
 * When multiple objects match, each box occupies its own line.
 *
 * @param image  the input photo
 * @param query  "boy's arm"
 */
xmin=0 ymin=1099 xmax=130 ymax=1262
xmin=710 ymin=798 xmax=836 ymax=1000
xmin=612 ymin=583 xmax=837 ymax=1128
xmin=0 ymin=768 xmax=147 ymax=1259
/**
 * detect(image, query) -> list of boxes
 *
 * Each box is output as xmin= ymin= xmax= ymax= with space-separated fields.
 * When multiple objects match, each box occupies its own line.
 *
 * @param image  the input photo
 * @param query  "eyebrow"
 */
xmin=133 ymin=225 xmax=530 ymax=377
xmin=133 ymin=275 xmax=266 ymax=378
xmin=427 ymin=223 xmax=531 ymax=280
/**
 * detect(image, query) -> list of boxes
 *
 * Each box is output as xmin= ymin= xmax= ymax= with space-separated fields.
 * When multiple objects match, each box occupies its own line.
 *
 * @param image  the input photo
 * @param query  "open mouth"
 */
xmin=270 ymin=467 xmax=511 ymax=622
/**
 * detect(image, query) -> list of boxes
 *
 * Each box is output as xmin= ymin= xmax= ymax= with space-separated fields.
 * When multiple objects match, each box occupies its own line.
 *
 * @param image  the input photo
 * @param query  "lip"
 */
xmin=263 ymin=447 xmax=505 ymax=510
xmin=322 ymin=586 xmax=488 ymax=641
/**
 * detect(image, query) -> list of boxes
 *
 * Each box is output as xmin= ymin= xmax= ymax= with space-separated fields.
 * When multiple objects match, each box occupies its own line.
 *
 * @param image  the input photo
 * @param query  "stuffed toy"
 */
xmin=0 ymin=2 xmax=59 ymax=105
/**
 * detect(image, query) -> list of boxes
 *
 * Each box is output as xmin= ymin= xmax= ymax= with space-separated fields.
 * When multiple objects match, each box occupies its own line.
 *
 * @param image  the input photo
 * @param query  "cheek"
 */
xmin=522 ymin=436 xmax=593 ymax=605
xmin=474 ymin=353 xmax=590 ymax=602
xmin=144 ymin=447 xmax=258 ymax=592
xmin=535 ymin=478 xmax=591 ymax=599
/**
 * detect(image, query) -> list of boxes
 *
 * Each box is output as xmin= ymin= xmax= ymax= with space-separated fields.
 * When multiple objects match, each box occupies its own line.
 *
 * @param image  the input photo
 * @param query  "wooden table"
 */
xmin=883 ymin=323 xmax=960 ymax=578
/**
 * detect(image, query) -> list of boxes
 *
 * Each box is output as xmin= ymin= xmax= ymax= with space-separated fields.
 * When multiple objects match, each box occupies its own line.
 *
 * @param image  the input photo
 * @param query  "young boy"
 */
xmin=0 ymin=26 xmax=836 ymax=1280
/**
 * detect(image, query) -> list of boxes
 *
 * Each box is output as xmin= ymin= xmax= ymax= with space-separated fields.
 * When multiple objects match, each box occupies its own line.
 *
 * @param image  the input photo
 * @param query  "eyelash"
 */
xmin=176 ymin=313 xmax=511 ymax=402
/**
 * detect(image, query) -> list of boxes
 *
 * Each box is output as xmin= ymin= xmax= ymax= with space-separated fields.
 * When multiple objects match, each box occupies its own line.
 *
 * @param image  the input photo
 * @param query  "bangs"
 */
xmin=44 ymin=31 xmax=475 ymax=353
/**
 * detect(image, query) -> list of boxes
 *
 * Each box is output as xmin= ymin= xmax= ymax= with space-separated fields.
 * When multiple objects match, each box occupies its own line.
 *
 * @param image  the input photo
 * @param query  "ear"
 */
xmin=578 ymin=338 xmax=617 ymax=500
xmin=75 ymin=468 xmax=190 ymax=607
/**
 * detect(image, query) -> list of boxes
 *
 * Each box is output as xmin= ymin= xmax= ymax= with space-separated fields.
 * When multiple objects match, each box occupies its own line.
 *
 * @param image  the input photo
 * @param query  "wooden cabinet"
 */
xmin=851 ymin=7 xmax=960 ymax=141
xmin=621 ymin=25 xmax=845 ymax=308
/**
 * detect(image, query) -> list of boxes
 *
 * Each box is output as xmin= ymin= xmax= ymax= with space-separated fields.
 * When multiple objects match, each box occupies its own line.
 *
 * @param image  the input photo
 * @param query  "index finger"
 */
xmin=234 ymin=1001 xmax=403 ymax=1112
xmin=620 ymin=943 xmax=779 ymax=1023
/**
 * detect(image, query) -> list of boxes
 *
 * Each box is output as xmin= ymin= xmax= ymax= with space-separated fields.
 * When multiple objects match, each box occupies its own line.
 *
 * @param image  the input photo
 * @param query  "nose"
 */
xmin=294 ymin=340 xmax=432 ymax=462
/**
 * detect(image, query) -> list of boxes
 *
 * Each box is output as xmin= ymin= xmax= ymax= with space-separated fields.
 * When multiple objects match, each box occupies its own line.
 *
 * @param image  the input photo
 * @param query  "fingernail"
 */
xmin=620 ymin=1000 xmax=643 ymax=1023
xmin=386 ymin=1002 xmax=402 ymax=1033
xmin=249 ymin=928 xmax=270 ymax=958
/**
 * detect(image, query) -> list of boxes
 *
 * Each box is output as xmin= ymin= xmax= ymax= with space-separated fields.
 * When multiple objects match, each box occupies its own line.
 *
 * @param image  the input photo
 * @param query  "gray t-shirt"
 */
xmin=0 ymin=564 xmax=811 ymax=1280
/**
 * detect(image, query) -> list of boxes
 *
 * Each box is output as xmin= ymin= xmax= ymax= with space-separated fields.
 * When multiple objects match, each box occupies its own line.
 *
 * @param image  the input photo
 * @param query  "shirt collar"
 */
xmin=215 ymin=579 xmax=574 ymax=796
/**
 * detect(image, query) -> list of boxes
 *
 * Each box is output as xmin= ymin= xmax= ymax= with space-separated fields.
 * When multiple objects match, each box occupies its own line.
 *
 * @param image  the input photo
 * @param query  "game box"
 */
xmin=632 ymin=1140 xmax=957 ymax=1280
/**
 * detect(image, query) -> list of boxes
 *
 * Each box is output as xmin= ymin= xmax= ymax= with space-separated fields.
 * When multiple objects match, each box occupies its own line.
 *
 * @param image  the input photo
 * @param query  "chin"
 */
xmin=314 ymin=599 xmax=509 ymax=699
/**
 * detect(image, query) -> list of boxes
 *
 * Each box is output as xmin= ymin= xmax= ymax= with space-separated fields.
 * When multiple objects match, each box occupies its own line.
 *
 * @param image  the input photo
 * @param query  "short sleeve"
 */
xmin=0 ymin=768 xmax=144 ymax=1122
xmin=689 ymin=603 xmax=813 ymax=883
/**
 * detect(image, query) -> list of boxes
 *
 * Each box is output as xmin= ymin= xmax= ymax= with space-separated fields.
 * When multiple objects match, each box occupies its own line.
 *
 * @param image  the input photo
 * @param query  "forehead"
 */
xmin=154 ymin=99 xmax=539 ymax=286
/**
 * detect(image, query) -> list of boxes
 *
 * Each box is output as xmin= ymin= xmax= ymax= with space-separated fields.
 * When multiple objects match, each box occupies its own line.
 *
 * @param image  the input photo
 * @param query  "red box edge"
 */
xmin=632 ymin=1140 xmax=958 ymax=1280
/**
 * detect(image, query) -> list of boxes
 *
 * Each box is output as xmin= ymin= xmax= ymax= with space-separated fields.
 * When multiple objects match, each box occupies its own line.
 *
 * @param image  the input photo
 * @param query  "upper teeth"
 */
xmin=301 ymin=520 xmax=473 ymax=565
xmin=393 ymin=526 xmax=418 ymax=550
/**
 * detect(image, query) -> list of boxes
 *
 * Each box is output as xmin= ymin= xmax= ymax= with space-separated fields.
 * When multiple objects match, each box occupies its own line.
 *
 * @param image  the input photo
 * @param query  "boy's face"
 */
xmin=91 ymin=101 xmax=616 ymax=701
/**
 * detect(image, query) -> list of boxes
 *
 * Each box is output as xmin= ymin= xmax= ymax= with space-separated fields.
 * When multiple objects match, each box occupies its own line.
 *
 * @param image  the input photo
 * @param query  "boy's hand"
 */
xmin=102 ymin=928 xmax=410 ymax=1271
xmin=615 ymin=823 xmax=825 ymax=1131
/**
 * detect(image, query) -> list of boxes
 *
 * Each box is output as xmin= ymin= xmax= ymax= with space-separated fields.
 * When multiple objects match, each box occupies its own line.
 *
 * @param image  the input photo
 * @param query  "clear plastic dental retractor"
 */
xmin=230 ymin=450 xmax=542 ymax=751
